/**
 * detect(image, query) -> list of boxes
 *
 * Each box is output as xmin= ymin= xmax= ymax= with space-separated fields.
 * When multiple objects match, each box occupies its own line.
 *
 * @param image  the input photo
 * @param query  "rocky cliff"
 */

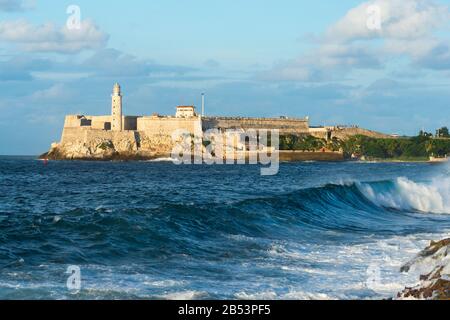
xmin=40 ymin=131 xmax=175 ymax=161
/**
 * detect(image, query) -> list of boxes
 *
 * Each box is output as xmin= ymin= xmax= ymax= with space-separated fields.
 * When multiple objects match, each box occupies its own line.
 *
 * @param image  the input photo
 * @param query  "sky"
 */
xmin=1 ymin=0 xmax=450 ymax=155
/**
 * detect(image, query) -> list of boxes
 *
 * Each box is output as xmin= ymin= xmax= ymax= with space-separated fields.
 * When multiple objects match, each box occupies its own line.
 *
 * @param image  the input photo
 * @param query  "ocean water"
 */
xmin=0 ymin=156 xmax=450 ymax=300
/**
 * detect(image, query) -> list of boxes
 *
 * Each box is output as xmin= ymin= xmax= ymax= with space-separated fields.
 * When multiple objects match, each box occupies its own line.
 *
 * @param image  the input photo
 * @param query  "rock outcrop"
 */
xmin=398 ymin=239 xmax=450 ymax=300
xmin=40 ymin=132 xmax=174 ymax=161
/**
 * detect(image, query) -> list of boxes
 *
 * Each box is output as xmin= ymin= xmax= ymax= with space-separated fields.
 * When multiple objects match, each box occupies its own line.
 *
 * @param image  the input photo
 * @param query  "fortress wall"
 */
xmin=61 ymin=127 xmax=114 ymax=144
xmin=309 ymin=127 xmax=331 ymax=140
xmin=202 ymin=117 xmax=309 ymax=134
xmin=64 ymin=115 xmax=112 ymax=129
xmin=64 ymin=115 xmax=83 ymax=128
xmin=137 ymin=117 xmax=202 ymax=135
xmin=64 ymin=115 xmax=310 ymax=136
xmin=64 ymin=115 xmax=137 ymax=131
xmin=91 ymin=122 xmax=108 ymax=130
xmin=61 ymin=127 xmax=85 ymax=144
xmin=61 ymin=127 xmax=135 ymax=144
xmin=90 ymin=116 xmax=112 ymax=130
xmin=83 ymin=129 xmax=136 ymax=143
xmin=89 ymin=116 xmax=112 ymax=123
xmin=123 ymin=116 xmax=140 ymax=131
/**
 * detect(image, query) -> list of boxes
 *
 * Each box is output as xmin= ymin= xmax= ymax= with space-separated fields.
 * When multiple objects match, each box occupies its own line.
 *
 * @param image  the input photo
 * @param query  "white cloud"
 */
xmin=325 ymin=0 xmax=450 ymax=68
xmin=264 ymin=0 xmax=450 ymax=81
xmin=0 ymin=19 xmax=108 ymax=53
xmin=326 ymin=0 xmax=449 ymax=42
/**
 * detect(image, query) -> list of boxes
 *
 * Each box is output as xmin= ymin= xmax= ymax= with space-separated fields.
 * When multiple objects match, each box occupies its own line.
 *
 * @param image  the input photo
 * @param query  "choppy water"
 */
xmin=1 ymin=157 xmax=450 ymax=300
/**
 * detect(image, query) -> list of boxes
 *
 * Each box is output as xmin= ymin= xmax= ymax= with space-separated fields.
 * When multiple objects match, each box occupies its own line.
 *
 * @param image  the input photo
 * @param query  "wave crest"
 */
xmin=359 ymin=177 xmax=450 ymax=214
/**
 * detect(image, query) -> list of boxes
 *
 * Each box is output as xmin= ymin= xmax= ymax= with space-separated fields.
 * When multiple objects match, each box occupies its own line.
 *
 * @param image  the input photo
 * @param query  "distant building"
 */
xmin=176 ymin=106 xmax=197 ymax=118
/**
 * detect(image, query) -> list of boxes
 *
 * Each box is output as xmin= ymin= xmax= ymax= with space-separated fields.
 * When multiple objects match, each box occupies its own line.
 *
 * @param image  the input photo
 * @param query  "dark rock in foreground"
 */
xmin=398 ymin=239 xmax=450 ymax=300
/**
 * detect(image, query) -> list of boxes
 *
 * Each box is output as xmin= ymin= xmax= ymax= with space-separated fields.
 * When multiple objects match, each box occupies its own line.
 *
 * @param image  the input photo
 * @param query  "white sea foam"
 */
xmin=94 ymin=206 xmax=112 ymax=213
xmin=148 ymin=157 xmax=176 ymax=162
xmin=160 ymin=290 xmax=207 ymax=300
xmin=404 ymin=244 xmax=450 ymax=277
xmin=236 ymin=290 xmax=341 ymax=300
xmin=360 ymin=177 xmax=450 ymax=214
xmin=282 ymin=291 xmax=334 ymax=300
xmin=143 ymin=279 xmax=185 ymax=288
xmin=258 ymin=232 xmax=450 ymax=299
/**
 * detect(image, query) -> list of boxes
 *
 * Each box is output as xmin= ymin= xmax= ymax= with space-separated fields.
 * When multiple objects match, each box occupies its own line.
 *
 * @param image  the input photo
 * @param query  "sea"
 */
xmin=0 ymin=156 xmax=449 ymax=300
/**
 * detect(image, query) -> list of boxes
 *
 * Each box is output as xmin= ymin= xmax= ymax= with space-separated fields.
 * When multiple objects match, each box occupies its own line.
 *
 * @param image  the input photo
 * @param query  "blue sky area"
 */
xmin=1 ymin=0 xmax=450 ymax=154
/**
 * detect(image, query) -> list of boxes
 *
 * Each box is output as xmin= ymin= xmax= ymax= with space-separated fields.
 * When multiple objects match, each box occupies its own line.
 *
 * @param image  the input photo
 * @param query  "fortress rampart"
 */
xmin=137 ymin=116 xmax=202 ymax=135
xmin=202 ymin=117 xmax=309 ymax=134
xmin=61 ymin=127 xmax=138 ymax=146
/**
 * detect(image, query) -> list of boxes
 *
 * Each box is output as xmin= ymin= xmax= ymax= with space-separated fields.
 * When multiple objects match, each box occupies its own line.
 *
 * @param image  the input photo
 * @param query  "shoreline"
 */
xmin=39 ymin=150 xmax=347 ymax=162
xmin=358 ymin=158 xmax=448 ymax=164
xmin=38 ymin=152 xmax=447 ymax=164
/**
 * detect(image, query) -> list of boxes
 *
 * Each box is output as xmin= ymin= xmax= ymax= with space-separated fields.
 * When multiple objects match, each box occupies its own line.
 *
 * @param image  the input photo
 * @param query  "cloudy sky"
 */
xmin=1 ymin=0 xmax=450 ymax=155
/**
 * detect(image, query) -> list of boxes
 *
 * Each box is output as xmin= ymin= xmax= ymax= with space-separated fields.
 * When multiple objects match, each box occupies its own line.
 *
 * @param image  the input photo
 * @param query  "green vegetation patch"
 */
xmin=97 ymin=141 xmax=114 ymax=150
xmin=279 ymin=126 xmax=450 ymax=161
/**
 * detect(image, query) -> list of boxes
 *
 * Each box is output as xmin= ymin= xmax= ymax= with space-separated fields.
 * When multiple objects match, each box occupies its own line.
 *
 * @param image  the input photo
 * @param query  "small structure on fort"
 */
xmin=176 ymin=106 xmax=197 ymax=118
xmin=42 ymin=83 xmax=389 ymax=160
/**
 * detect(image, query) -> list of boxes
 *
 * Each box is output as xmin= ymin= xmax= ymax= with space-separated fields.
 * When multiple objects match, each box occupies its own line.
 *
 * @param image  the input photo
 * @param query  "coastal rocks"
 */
xmin=397 ymin=239 xmax=450 ymax=300
xmin=40 ymin=132 xmax=173 ymax=161
xmin=112 ymin=137 xmax=138 ymax=153
xmin=40 ymin=128 xmax=182 ymax=161
xmin=139 ymin=134 xmax=173 ymax=154
xmin=43 ymin=140 xmax=114 ymax=160
xmin=42 ymin=135 xmax=140 ymax=160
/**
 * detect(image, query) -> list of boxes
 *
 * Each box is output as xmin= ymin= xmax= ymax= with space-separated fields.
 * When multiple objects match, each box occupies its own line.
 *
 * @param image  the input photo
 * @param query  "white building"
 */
xmin=176 ymin=106 xmax=196 ymax=118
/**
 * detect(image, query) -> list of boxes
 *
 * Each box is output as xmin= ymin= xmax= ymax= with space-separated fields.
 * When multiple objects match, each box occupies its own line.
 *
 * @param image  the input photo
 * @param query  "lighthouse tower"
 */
xmin=111 ymin=83 xmax=122 ymax=131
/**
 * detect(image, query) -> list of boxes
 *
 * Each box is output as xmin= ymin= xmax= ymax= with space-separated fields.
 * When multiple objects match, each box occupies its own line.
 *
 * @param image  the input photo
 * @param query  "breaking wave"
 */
xmin=359 ymin=177 xmax=450 ymax=214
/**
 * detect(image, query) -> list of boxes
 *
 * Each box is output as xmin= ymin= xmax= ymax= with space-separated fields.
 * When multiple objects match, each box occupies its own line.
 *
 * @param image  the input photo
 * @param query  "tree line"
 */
xmin=279 ymin=126 xmax=450 ymax=160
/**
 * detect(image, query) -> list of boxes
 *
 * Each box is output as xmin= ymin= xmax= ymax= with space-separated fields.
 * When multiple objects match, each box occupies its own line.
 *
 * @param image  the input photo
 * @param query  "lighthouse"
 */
xmin=111 ymin=83 xmax=122 ymax=131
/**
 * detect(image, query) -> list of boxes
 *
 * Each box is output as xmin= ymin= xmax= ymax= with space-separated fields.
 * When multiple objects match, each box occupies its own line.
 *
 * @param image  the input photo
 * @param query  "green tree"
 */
xmin=436 ymin=127 xmax=450 ymax=138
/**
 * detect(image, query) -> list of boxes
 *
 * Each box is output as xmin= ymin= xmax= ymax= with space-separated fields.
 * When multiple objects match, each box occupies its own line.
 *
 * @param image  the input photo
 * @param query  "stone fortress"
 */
xmin=45 ymin=83 xmax=388 ymax=160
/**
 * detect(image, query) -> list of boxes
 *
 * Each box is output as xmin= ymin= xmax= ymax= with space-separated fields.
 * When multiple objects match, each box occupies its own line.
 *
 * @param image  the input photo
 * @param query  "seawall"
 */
xmin=279 ymin=151 xmax=344 ymax=162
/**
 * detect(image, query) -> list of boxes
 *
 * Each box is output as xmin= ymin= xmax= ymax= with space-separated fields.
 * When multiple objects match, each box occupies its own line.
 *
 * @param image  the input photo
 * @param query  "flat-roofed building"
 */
xmin=176 ymin=106 xmax=196 ymax=118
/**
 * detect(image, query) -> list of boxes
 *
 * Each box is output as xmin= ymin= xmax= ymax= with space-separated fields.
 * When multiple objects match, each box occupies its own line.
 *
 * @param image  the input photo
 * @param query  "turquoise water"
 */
xmin=0 ymin=157 xmax=449 ymax=299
